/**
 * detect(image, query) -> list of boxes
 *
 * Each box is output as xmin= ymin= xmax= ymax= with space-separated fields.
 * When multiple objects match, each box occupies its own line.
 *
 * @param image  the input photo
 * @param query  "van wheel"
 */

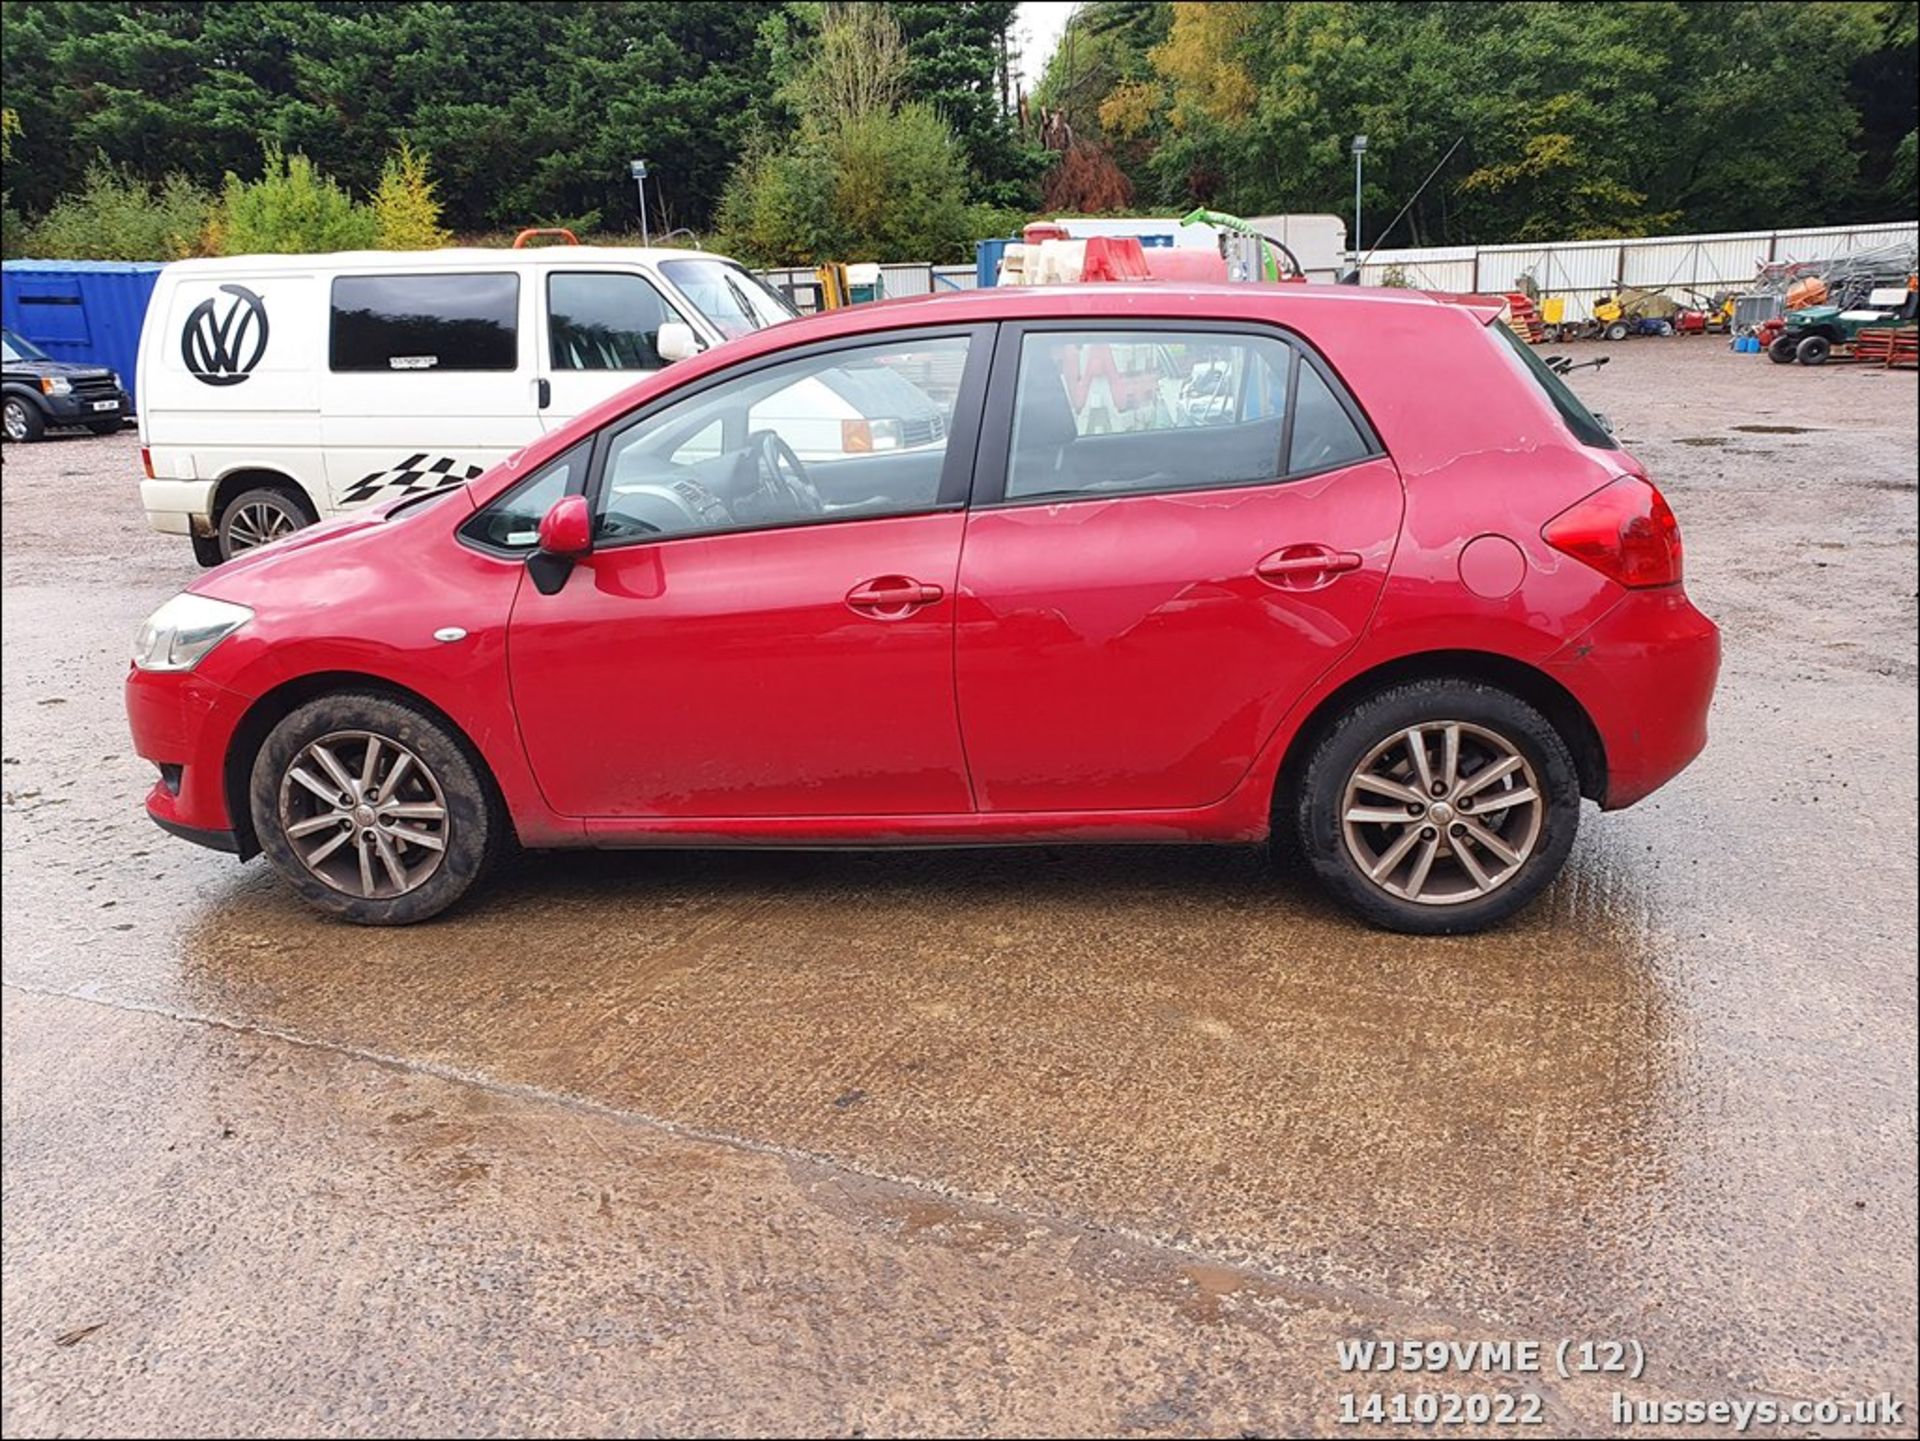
xmin=1291 ymin=679 xmax=1580 ymax=934
xmin=218 ymin=486 xmax=314 ymax=558
xmin=251 ymin=692 xmax=502 ymax=925
xmin=3 ymin=397 xmax=44 ymax=442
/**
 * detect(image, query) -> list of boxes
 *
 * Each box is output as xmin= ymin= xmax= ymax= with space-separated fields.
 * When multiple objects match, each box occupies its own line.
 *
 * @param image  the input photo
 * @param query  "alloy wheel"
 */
xmin=225 ymin=498 xmax=300 ymax=551
xmin=277 ymin=730 xmax=450 ymax=899
xmin=1340 ymin=721 xmax=1544 ymax=905
xmin=3 ymin=401 xmax=28 ymax=441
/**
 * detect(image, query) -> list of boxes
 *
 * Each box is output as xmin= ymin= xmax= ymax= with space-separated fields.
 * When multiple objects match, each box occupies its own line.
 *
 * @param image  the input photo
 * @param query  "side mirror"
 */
xmin=537 ymin=494 xmax=592 ymax=555
xmin=657 ymin=321 xmax=701 ymax=363
xmin=530 ymin=494 xmax=591 ymax=596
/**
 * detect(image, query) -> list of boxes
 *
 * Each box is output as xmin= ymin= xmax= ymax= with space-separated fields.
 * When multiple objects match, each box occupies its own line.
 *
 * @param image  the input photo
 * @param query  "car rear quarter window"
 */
xmin=1490 ymin=320 xmax=1618 ymax=450
xmin=330 ymin=273 xmax=519 ymax=373
xmin=1289 ymin=361 xmax=1372 ymax=473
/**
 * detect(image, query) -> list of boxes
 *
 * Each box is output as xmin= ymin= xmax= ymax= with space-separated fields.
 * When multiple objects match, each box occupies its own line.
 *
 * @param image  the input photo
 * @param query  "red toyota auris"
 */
xmin=126 ymin=285 xmax=1718 ymax=932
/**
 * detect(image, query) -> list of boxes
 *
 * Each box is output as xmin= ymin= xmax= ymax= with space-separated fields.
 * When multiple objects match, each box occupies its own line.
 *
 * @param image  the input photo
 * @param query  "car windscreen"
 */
xmin=1490 ymin=320 xmax=1618 ymax=450
xmin=3 ymin=330 xmax=51 ymax=364
xmin=659 ymin=259 xmax=798 ymax=339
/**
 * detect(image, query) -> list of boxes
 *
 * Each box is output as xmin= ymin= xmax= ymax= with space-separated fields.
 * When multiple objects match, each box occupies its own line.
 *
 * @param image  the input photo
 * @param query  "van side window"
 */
xmin=330 ymin=274 xmax=519 ymax=373
xmin=548 ymin=273 xmax=688 ymax=372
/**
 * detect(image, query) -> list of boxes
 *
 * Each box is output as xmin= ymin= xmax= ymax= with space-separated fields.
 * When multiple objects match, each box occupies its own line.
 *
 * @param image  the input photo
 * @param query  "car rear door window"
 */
xmin=547 ymin=272 xmax=688 ymax=372
xmin=330 ymin=273 xmax=519 ymax=373
xmin=1003 ymin=329 xmax=1299 ymax=501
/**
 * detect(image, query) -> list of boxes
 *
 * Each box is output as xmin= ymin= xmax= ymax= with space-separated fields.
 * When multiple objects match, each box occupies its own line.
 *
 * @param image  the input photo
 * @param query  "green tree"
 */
xmin=22 ymin=162 xmax=215 ymax=259
xmin=215 ymin=146 xmax=377 ymax=254
xmin=719 ymin=4 xmax=982 ymax=262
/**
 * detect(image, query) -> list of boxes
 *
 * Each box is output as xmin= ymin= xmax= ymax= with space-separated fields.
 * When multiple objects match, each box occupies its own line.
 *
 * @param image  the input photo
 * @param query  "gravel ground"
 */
xmin=2 ymin=337 xmax=1915 ymax=1436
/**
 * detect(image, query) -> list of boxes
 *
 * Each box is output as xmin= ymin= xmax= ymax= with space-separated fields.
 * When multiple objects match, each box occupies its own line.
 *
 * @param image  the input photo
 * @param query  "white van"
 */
xmin=137 ymin=244 xmax=941 ymax=563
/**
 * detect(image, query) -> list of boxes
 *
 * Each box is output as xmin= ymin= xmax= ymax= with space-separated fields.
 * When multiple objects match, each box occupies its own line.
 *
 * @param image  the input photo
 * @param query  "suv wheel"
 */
xmin=1292 ymin=679 xmax=1580 ymax=934
xmin=251 ymin=692 xmax=502 ymax=924
xmin=219 ymin=486 xmax=314 ymax=558
xmin=3 ymin=396 xmax=44 ymax=442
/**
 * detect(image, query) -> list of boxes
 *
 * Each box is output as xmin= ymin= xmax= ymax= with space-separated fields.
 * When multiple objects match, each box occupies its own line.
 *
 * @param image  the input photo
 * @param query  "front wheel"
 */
xmin=3 ymin=396 xmax=44 ymax=442
xmin=1768 ymin=335 xmax=1798 ymax=364
xmin=251 ymin=692 xmax=502 ymax=924
xmin=1603 ymin=321 xmax=1630 ymax=342
xmin=1291 ymin=680 xmax=1581 ymax=934
xmin=218 ymin=485 xmax=314 ymax=558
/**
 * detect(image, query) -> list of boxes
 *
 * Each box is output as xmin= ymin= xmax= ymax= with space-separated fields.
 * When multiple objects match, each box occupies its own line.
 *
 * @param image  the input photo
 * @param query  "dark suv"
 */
xmin=2 ymin=328 xmax=130 ymax=442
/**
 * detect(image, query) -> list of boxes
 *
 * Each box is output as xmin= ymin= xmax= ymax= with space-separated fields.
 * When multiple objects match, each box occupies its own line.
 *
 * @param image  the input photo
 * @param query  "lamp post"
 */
xmin=629 ymin=159 xmax=651 ymax=248
xmin=1350 ymin=134 xmax=1367 ymax=265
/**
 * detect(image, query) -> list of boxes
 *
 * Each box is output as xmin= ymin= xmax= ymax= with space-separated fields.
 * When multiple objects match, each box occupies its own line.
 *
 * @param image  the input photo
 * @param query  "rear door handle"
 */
xmin=534 ymin=377 xmax=551 ymax=410
xmin=846 ymin=575 xmax=945 ymax=618
xmin=1255 ymin=545 xmax=1363 ymax=589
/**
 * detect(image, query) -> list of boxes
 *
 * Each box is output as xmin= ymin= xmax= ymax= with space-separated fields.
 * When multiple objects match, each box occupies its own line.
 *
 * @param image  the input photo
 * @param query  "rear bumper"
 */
xmin=126 ymin=665 xmax=255 ymax=850
xmin=1546 ymin=586 xmax=1721 ymax=809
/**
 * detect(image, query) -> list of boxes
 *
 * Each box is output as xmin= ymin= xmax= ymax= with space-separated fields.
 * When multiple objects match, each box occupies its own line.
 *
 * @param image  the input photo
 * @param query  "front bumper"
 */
xmin=38 ymin=388 xmax=130 ymax=423
xmin=126 ymin=664 xmax=256 ymax=854
xmin=1545 ymin=586 xmax=1721 ymax=809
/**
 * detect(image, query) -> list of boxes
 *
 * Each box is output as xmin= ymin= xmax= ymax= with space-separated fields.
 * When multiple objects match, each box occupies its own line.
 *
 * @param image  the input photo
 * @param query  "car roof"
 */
xmin=157 ymin=246 xmax=722 ymax=273
xmin=739 ymin=282 xmax=1497 ymax=350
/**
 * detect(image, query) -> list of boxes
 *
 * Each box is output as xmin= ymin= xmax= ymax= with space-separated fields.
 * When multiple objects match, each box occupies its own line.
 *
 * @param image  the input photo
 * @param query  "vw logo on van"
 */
xmin=181 ymin=284 xmax=269 ymax=386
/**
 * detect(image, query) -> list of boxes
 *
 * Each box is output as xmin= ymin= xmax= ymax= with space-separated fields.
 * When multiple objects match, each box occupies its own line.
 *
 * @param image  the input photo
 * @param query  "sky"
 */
xmin=1015 ymin=2 xmax=1079 ymax=94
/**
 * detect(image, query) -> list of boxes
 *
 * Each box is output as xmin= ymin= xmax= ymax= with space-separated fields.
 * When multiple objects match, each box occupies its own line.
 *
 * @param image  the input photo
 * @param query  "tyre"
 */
xmin=1290 ymin=679 xmax=1580 ymax=934
xmin=3 ymin=396 xmax=44 ymax=442
xmin=1768 ymin=335 xmax=1798 ymax=364
xmin=250 ymin=692 xmax=503 ymax=924
xmin=1656 ymin=320 xmax=1674 ymax=337
xmin=1795 ymin=334 xmax=1832 ymax=366
xmin=1603 ymin=321 xmax=1629 ymax=341
xmin=218 ymin=485 xmax=315 ymax=558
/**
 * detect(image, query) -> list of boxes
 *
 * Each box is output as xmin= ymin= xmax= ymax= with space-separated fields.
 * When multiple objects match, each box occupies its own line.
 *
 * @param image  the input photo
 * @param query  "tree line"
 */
xmin=2 ymin=1 xmax=1914 ymax=266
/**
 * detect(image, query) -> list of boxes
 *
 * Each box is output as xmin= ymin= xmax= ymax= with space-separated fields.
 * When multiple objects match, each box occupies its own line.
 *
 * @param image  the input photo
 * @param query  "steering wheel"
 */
xmin=750 ymin=430 xmax=823 ymax=517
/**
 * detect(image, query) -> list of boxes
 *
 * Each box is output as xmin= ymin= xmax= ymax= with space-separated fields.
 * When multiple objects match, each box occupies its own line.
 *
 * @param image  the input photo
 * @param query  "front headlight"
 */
xmin=132 ymin=594 xmax=254 ymax=672
xmin=39 ymin=376 xmax=72 ymax=397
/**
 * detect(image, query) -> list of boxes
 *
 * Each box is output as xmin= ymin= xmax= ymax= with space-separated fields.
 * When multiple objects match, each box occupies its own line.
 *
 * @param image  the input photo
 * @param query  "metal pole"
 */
xmin=636 ymin=176 xmax=650 ymax=248
xmin=1353 ymin=152 xmax=1363 ymax=258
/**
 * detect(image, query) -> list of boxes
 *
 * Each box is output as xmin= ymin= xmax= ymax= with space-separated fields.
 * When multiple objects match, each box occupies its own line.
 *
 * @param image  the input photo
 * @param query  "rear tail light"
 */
xmin=1543 ymin=475 xmax=1683 ymax=588
xmin=140 ymin=447 xmax=155 ymax=480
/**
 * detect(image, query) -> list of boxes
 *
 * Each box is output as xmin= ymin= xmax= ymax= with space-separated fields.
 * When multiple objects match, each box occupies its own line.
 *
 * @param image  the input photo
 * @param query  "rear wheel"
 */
xmin=1603 ymin=321 xmax=1629 ymax=341
xmin=218 ymin=485 xmax=314 ymax=558
xmin=3 ymin=396 xmax=44 ymax=442
xmin=1291 ymin=679 xmax=1580 ymax=934
xmin=1795 ymin=335 xmax=1832 ymax=366
xmin=250 ymin=692 xmax=502 ymax=924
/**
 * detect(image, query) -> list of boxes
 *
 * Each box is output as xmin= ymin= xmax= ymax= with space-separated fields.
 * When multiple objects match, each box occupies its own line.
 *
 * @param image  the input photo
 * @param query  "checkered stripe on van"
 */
xmin=340 ymin=454 xmax=485 ymax=506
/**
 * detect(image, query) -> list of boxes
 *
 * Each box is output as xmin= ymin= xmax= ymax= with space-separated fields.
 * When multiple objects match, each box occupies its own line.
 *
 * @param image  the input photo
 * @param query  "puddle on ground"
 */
xmin=1730 ymin=424 xmax=1819 ymax=434
xmin=1674 ymin=437 xmax=1727 ymax=447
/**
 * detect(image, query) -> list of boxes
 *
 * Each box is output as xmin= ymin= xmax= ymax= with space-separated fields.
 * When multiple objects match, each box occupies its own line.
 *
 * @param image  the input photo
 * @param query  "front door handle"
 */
xmin=846 ymin=575 xmax=945 ymax=618
xmin=1255 ymin=545 xmax=1363 ymax=590
xmin=535 ymin=377 xmax=551 ymax=410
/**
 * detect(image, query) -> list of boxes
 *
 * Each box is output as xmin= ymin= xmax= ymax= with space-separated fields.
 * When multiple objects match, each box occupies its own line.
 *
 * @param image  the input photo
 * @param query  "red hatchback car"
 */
xmin=127 ymin=285 xmax=1718 ymax=932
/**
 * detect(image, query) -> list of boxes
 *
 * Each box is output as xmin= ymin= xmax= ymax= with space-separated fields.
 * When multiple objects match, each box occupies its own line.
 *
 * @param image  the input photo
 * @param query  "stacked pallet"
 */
xmin=1504 ymin=292 xmax=1545 ymax=343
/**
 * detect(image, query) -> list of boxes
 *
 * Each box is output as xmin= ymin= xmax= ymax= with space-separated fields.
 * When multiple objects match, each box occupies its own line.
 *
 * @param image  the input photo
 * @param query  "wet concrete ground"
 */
xmin=3 ymin=341 xmax=1915 ymax=1435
